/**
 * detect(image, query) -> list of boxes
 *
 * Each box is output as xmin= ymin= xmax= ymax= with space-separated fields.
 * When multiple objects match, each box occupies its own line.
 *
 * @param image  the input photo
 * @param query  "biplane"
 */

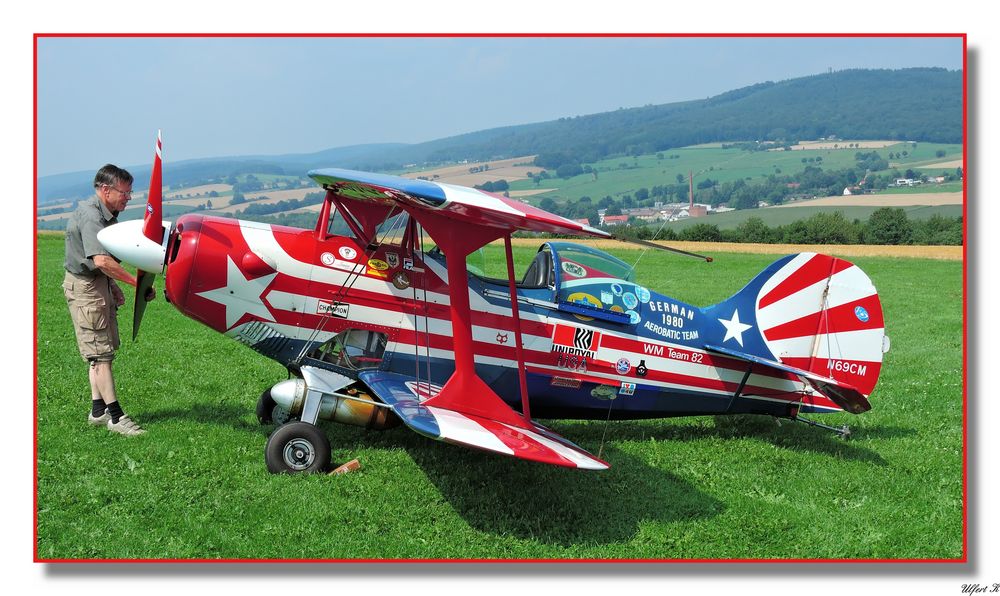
xmin=98 ymin=133 xmax=889 ymax=473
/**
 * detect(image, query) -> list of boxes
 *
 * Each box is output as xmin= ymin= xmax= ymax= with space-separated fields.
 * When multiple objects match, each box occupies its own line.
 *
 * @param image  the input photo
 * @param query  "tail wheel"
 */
xmin=264 ymin=422 xmax=331 ymax=474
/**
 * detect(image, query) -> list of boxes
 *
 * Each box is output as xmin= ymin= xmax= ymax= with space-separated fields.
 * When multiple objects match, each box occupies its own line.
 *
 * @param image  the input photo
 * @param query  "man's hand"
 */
xmin=110 ymin=283 xmax=126 ymax=307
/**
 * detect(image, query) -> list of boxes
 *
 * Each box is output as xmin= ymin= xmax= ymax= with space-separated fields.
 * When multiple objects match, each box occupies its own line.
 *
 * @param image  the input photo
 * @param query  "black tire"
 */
xmin=264 ymin=422 xmax=331 ymax=474
xmin=255 ymin=389 xmax=277 ymax=425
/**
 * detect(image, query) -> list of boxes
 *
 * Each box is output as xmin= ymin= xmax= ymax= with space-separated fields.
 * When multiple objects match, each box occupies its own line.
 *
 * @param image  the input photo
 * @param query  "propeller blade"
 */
xmin=133 ymin=130 xmax=163 ymax=341
xmin=132 ymin=271 xmax=156 ymax=341
xmin=141 ymin=130 xmax=164 ymax=244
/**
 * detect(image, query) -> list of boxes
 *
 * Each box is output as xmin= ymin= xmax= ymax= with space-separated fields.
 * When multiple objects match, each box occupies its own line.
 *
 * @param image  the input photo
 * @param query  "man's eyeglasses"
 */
xmin=104 ymin=184 xmax=133 ymax=198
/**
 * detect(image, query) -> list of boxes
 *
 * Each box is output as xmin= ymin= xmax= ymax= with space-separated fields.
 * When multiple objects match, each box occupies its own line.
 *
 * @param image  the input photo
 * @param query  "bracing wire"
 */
xmin=294 ymin=203 xmax=403 ymax=364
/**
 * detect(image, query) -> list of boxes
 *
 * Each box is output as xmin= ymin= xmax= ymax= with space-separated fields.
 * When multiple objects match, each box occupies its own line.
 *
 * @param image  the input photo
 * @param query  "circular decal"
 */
xmin=320 ymin=252 xmax=336 ymax=267
xmin=561 ymin=261 xmax=587 ymax=278
xmin=622 ymin=292 xmax=638 ymax=309
xmin=854 ymin=305 xmax=870 ymax=323
xmin=368 ymin=258 xmax=389 ymax=271
xmin=611 ymin=283 xmax=623 ymax=296
xmin=615 ymin=358 xmax=631 ymax=375
xmin=626 ymin=310 xmax=641 ymax=325
xmin=636 ymin=286 xmax=651 ymax=304
xmin=609 ymin=304 xmax=625 ymax=313
xmin=338 ymin=246 xmax=357 ymax=260
xmin=566 ymin=291 xmax=602 ymax=322
xmin=392 ymin=271 xmax=411 ymax=290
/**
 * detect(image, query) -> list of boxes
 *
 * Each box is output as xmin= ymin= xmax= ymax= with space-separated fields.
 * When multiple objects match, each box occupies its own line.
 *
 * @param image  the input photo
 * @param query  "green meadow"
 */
xmin=510 ymin=142 xmax=963 ymax=203
xmin=35 ymin=234 xmax=963 ymax=560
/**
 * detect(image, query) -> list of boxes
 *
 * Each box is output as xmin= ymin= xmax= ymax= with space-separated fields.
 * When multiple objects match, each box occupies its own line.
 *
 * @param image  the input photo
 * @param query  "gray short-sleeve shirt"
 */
xmin=64 ymin=196 xmax=118 ymax=276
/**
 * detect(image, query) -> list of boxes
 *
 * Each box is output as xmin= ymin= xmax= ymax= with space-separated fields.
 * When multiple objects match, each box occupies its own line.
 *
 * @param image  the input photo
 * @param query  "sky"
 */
xmin=36 ymin=35 xmax=963 ymax=177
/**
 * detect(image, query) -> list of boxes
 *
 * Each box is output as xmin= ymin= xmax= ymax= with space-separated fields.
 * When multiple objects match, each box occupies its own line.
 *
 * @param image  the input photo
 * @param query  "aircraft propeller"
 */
xmin=97 ymin=130 xmax=169 ymax=340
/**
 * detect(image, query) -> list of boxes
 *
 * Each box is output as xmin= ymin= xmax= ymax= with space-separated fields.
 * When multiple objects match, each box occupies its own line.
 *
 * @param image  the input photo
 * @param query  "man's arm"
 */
xmin=93 ymin=254 xmax=139 ymax=287
xmin=92 ymin=255 xmax=156 ymax=301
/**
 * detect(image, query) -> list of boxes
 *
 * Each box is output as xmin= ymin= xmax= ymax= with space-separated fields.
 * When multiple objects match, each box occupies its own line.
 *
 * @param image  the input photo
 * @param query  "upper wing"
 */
xmin=308 ymin=168 xmax=610 ymax=238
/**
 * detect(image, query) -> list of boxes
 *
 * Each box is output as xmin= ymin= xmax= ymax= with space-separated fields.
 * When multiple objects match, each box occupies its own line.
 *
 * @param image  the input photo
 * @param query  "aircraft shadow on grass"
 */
xmin=141 ymin=401 xmax=901 ymax=547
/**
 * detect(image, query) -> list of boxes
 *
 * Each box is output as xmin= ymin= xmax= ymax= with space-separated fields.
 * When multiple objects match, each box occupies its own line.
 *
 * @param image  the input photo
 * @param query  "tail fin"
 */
xmin=704 ymin=253 xmax=888 ymax=409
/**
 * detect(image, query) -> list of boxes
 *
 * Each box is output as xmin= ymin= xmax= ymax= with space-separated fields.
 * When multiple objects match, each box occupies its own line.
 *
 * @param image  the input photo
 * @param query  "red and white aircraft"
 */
xmin=99 ymin=134 xmax=889 ymax=473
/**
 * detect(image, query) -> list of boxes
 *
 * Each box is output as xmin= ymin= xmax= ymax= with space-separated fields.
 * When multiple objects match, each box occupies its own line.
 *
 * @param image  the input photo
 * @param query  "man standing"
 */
xmin=63 ymin=164 xmax=155 ymax=436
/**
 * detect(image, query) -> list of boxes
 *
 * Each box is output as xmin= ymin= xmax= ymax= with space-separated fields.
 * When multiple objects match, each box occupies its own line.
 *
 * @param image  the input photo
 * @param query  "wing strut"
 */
xmin=503 ymin=234 xmax=531 ymax=422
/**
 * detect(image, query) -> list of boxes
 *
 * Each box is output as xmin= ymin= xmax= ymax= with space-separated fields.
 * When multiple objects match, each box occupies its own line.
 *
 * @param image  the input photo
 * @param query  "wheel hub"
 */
xmin=282 ymin=438 xmax=316 ymax=470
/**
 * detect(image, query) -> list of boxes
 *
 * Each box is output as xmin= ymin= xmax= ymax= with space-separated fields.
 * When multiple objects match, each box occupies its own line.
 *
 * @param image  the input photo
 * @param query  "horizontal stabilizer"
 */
xmin=359 ymin=371 xmax=609 ymax=470
xmin=704 ymin=344 xmax=871 ymax=414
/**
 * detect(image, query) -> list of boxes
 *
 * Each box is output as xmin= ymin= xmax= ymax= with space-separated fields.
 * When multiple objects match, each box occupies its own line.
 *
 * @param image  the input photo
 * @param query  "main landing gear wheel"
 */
xmin=264 ymin=422 xmax=331 ymax=474
xmin=256 ymin=388 xmax=293 ymax=425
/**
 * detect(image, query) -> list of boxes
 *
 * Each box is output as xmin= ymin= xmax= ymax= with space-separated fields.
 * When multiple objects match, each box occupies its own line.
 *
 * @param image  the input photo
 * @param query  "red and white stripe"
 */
xmin=755 ymin=253 xmax=885 ymax=395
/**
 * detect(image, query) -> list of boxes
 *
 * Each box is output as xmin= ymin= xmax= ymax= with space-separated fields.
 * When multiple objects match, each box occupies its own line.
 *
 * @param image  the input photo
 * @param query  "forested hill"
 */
xmin=380 ymin=67 xmax=961 ymax=166
xmin=38 ymin=68 xmax=960 ymax=202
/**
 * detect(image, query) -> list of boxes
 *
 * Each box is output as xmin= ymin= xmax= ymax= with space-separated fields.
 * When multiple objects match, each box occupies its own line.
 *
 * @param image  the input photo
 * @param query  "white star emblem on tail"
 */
xmin=719 ymin=309 xmax=753 ymax=347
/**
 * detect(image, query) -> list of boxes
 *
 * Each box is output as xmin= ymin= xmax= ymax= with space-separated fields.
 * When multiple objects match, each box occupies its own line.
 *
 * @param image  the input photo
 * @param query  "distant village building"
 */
xmin=602 ymin=214 xmax=629 ymax=226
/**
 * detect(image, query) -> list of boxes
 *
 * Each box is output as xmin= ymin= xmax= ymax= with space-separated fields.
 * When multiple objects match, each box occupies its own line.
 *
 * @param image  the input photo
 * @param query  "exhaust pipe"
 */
xmin=269 ymin=379 xmax=398 ymax=430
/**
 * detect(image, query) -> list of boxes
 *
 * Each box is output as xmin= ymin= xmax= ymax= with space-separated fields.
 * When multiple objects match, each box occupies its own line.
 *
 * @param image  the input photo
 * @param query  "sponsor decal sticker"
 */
xmin=338 ymin=246 xmax=358 ymax=260
xmin=368 ymin=258 xmax=389 ymax=271
xmin=367 ymin=268 xmax=388 ymax=278
xmin=496 ymin=332 xmax=508 ymax=345
xmin=626 ymin=310 xmax=641 ymax=325
xmin=551 ymin=324 xmax=602 ymax=359
xmin=550 ymin=376 xmax=582 ymax=389
xmin=391 ymin=271 xmax=410 ymax=290
xmin=636 ymin=286 xmax=651 ymax=304
xmin=622 ymin=292 xmax=638 ymax=309
xmin=403 ymin=257 xmax=414 ymax=271
xmin=561 ymin=260 xmax=586 ymax=278
xmin=611 ymin=283 xmax=623 ymax=296
xmin=601 ymin=290 xmax=614 ymax=305
xmin=619 ymin=382 xmax=636 ymax=396
xmin=609 ymin=304 xmax=625 ymax=313
xmin=320 ymin=252 xmax=336 ymax=267
xmin=591 ymin=385 xmax=616 ymax=400
xmin=317 ymin=300 xmax=350 ymax=318
xmin=636 ymin=359 xmax=648 ymax=377
xmin=854 ymin=305 xmax=870 ymax=323
xmin=332 ymin=259 xmax=365 ymax=273
xmin=386 ymin=252 xmax=400 ymax=269
xmin=615 ymin=357 xmax=632 ymax=375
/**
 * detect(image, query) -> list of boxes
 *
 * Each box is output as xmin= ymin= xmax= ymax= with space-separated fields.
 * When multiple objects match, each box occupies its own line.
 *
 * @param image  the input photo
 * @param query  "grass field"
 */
xmin=35 ymin=234 xmax=964 ymax=560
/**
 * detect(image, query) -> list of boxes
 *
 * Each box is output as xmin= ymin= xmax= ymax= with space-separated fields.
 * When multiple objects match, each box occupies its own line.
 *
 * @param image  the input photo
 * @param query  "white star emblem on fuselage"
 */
xmin=196 ymin=256 xmax=277 ymax=330
xmin=718 ymin=309 xmax=753 ymax=347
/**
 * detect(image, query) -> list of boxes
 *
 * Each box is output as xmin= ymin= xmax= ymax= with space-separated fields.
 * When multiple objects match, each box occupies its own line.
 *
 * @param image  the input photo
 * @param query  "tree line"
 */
xmin=604 ymin=209 xmax=962 ymax=245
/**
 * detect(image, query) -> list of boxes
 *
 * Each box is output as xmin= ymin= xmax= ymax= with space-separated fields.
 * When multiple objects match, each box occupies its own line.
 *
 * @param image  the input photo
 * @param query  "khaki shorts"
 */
xmin=63 ymin=271 xmax=120 ymax=362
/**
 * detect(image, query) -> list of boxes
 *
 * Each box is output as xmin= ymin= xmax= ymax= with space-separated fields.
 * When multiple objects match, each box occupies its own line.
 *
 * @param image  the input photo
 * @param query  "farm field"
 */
xmin=773 ymin=191 xmax=962 ymax=208
xmin=35 ymin=233 xmax=963 ymax=560
xmin=505 ymin=141 xmax=962 ymax=204
xmin=661 ymin=204 xmax=963 ymax=232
